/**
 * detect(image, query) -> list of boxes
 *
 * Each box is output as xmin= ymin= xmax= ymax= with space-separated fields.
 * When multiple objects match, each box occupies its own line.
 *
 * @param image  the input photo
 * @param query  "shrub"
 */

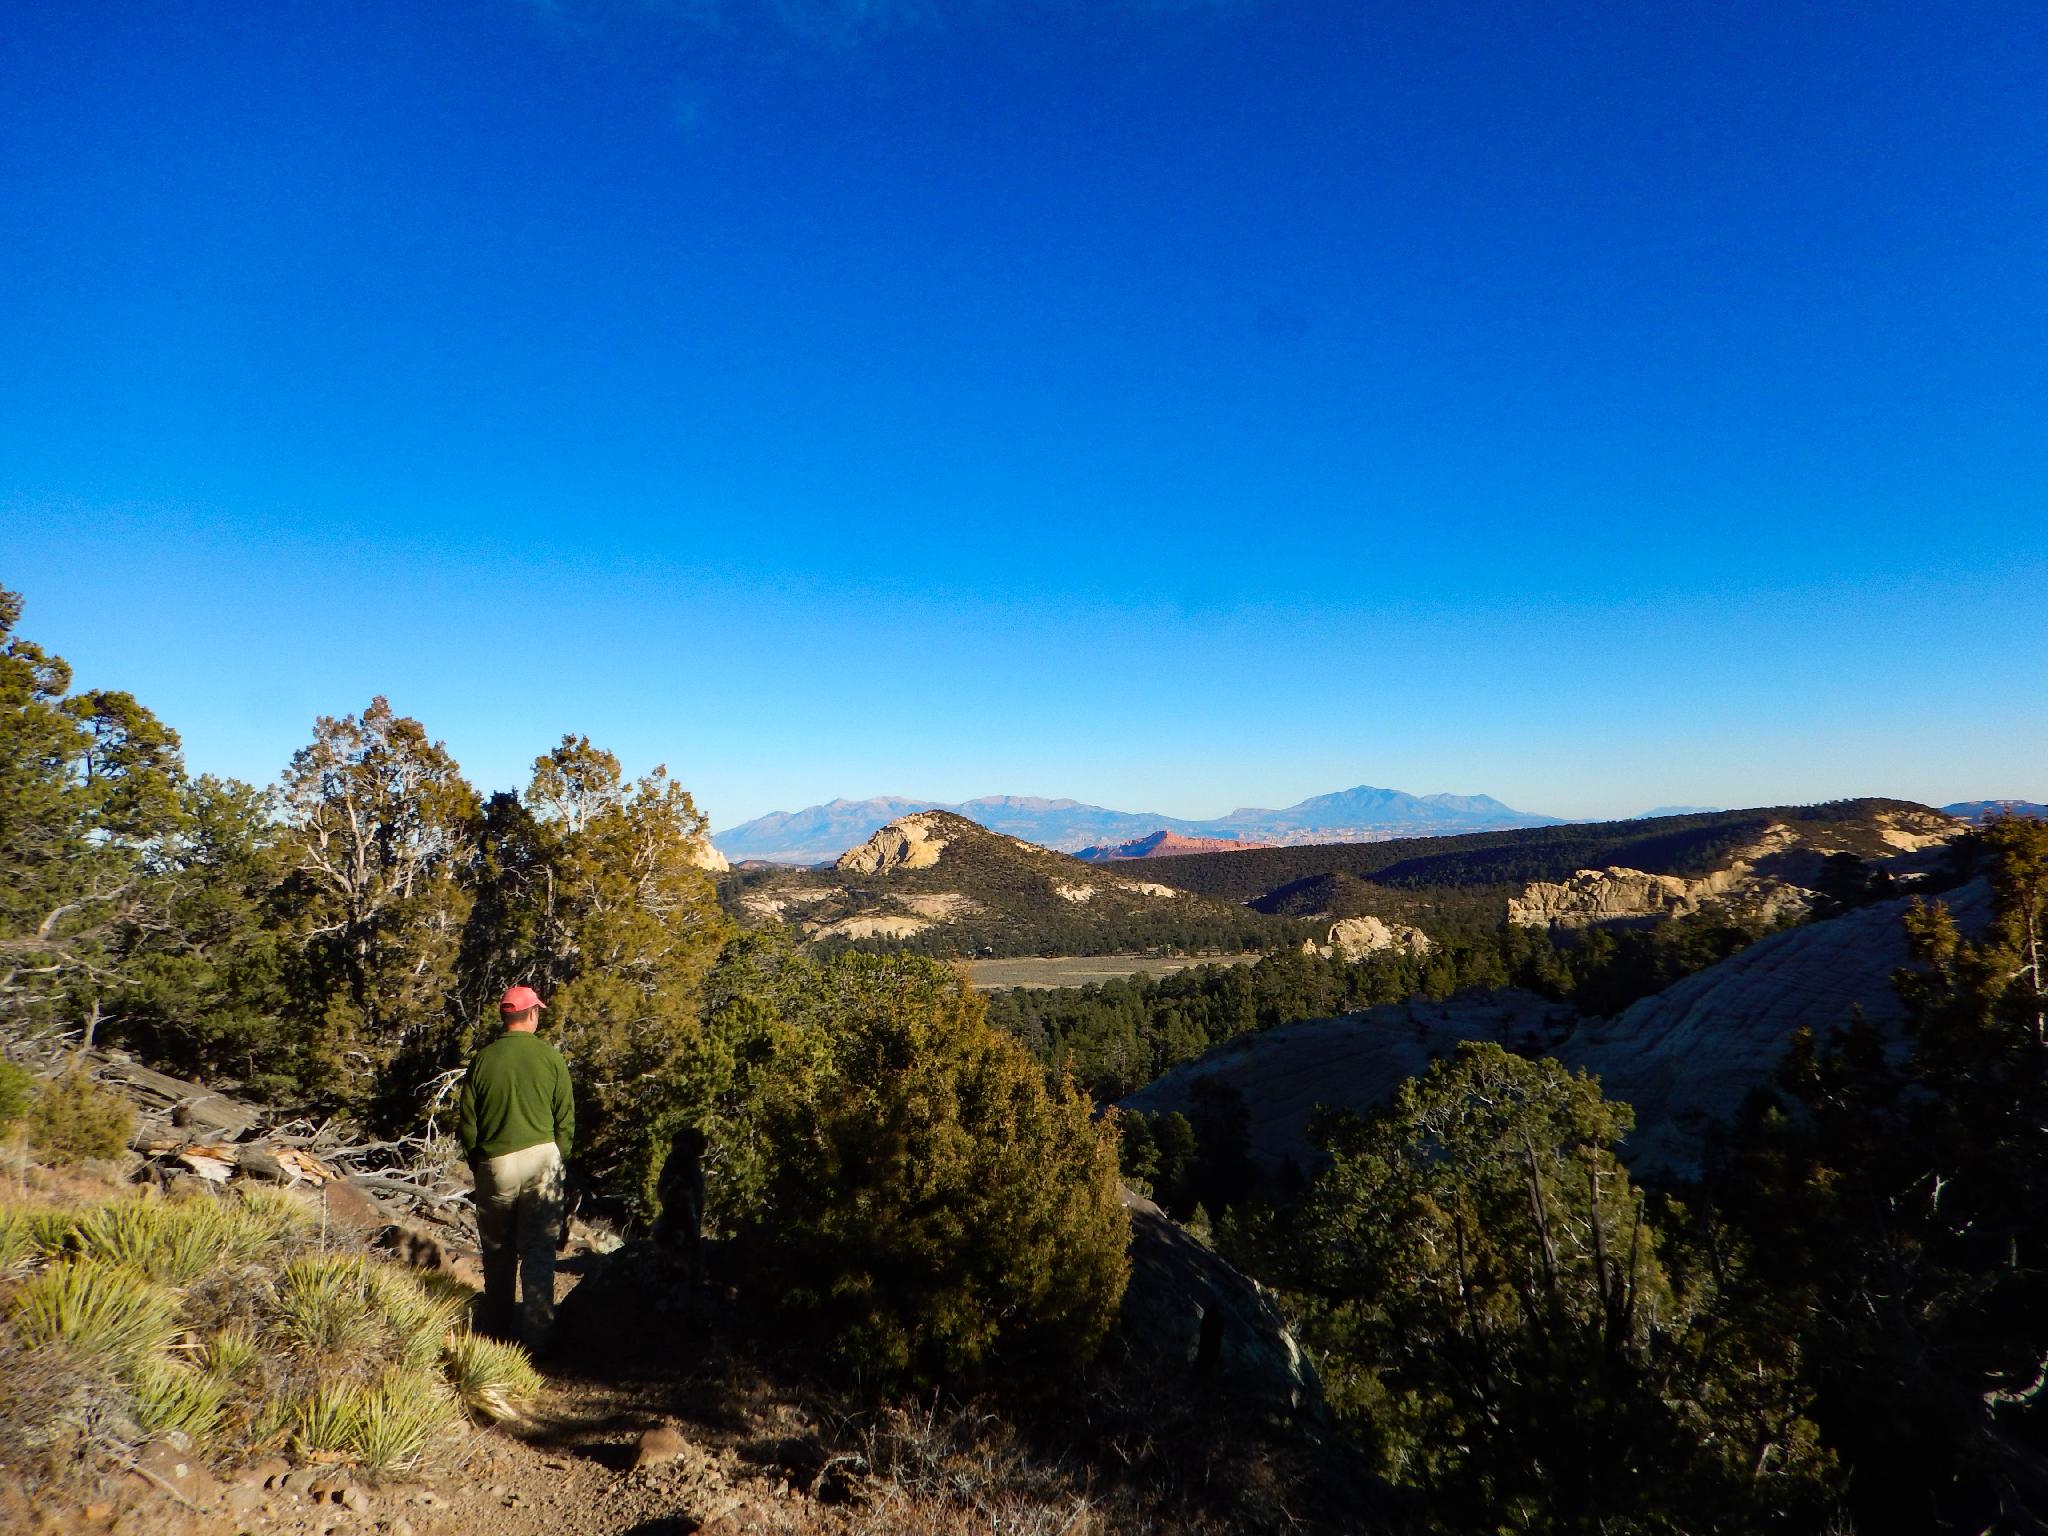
xmin=366 ymin=1265 xmax=468 ymax=1371
xmin=700 ymin=949 xmax=1129 ymax=1394
xmin=292 ymin=1368 xmax=456 ymax=1473
xmin=70 ymin=1193 xmax=232 ymax=1285
xmin=198 ymin=1322 xmax=262 ymax=1384
xmin=275 ymin=1253 xmax=384 ymax=1358
xmin=274 ymin=1252 xmax=466 ymax=1374
xmin=130 ymin=1355 xmax=225 ymax=1442
xmin=25 ymin=1072 xmax=135 ymax=1165
xmin=443 ymin=1330 xmax=543 ymax=1422
xmin=221 ymin=1187 xmax=310 ymax=1258
xmin=8 ymin=1257 xmax=178 ymax=1367
xmin=0 ymin=1057 xmax=32 ymax=1129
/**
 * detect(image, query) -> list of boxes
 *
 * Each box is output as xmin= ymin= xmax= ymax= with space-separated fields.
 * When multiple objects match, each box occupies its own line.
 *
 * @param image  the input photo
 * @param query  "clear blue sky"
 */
xmin=5 ymin=0 xmax=2043 ymax=829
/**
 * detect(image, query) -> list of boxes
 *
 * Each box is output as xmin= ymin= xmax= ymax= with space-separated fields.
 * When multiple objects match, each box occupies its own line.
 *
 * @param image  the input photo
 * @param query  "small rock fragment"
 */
xmin=632 ymin=1426 xmax=687 ymax=1471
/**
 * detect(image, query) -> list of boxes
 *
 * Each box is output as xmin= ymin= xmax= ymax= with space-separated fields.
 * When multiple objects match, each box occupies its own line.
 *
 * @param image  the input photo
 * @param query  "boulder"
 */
xmin=1112 ymin=1187 xmax=1318 ymax=1417
xmin=1325 ymin=915 xmax=1431 ymax=959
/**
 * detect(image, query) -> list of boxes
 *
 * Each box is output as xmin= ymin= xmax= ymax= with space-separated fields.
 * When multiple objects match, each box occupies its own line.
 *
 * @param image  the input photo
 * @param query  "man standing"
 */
xmin=457 ymin=985 xmax=574 ymax=1352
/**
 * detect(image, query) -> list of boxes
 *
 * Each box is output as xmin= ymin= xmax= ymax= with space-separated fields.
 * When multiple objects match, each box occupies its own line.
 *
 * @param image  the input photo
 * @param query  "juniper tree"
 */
xmin=274 ymin=697 xmax=478 ymax=1117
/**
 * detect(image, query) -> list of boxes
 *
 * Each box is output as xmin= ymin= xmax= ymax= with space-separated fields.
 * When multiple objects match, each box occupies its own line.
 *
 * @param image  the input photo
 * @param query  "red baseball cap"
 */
xmin=499 ymin=985 xmax=547 ymax=1016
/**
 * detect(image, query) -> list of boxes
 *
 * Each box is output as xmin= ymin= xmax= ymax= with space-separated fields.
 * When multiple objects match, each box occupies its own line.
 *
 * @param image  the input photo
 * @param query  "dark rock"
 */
xmin=1112 ymin=1187 xmax=1318 ymax=1417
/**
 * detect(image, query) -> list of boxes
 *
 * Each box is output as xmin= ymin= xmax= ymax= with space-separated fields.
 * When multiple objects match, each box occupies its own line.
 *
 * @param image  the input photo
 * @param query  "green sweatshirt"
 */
xmin=455 ymin=1031 xmax=575 ymax=1162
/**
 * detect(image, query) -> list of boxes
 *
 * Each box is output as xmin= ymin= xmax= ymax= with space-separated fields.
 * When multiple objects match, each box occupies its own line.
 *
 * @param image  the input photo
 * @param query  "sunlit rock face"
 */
xmin=1127 ymin=881 xmax=1993 ymax=1182
xmin=836 ymin=812 xmax=951 ymax=874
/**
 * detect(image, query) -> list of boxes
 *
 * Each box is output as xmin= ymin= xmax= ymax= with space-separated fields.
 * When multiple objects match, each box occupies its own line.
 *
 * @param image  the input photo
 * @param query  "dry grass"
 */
xmin=828 ymin=1398 xmax=1110 ymax=1536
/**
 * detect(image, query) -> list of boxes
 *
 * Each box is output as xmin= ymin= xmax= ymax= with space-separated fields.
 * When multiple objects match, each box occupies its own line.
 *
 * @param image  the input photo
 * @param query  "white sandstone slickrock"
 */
xmin=1125 ymin=880 xmax=1994 ymax=1181
xmin=836 ymin=811 xmax=951 ymax=874
xmin=1323 ymin=915 xmax=1432 ymax=959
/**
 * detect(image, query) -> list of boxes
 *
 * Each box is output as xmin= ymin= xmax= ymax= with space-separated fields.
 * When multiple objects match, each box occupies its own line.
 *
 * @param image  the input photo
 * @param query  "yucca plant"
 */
xmin=8 ymin=1257 xmax=179 ymax=1367
xmin=0 ymin=1203 xmax=88 ymax=1258
xmin=198 ymin=1321 xmax=263 ymax=1384
xmin=442 ymin=1330 xmax=544 ymax=1423
xmin=292 ymin=1369 xmax=456 ymax=1474
xmin=0 ymin=1206 xmax=31 ymax=1268
xmin=70 ymin=1195 xmax=231 ymax=1286
xmin=222 ymin=1187 xmax=309 ymax=1260
xmin=368 ymin=1267 xmax=469 ymax=1372
xmin=275 ymin=1253 xmax=383 ymax=1358
xmin=130 ymin=1354 xmax=226 ymax=1442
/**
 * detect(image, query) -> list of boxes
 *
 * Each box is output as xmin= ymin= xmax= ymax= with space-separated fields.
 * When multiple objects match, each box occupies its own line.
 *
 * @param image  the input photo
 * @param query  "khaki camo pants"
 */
xmin=472 ymin=1141 xmax=565 ymax=1349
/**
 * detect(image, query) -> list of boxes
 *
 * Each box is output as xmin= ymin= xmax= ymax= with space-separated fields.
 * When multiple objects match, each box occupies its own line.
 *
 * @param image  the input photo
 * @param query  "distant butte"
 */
xmin=1074 ymin=830 xmax=1275 ymax=862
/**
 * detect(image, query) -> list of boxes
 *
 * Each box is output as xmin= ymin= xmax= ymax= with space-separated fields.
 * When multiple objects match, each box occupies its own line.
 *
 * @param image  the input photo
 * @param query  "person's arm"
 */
xmin=455 ymin=1060 xmax=478 ymax=1158
xmin=552 ymin=1051 xmax=575 ymax=1162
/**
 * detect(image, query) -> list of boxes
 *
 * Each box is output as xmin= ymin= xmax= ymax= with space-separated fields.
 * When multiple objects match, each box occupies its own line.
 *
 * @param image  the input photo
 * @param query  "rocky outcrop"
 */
xmin=1113 ymin=1187 xmax=1319 ymax=1416
xmin=737 ymin=887 xmax=835 ymax=920
xmin=1561 ymin=879 xmax=1992 ymax=1175
xmin=686 ymin=837 xmax=731 ymax=873
xmin=1508 ymin=816 xmax=1963 ymax=931
xmin=1507 ymin=865 xmax=1760 ymax=927
xmin=1509 ymin=823 xmax=1816 ymax=929
xmin=836 ymin=812 xmax=951 ymax=874
xmin=1124 ymin=991 xmax=1580 ymax=1174
xmin=1125 ymin=881 xmax=1993 ymax=1182
xmin=1323 ymin=915 xmax=1431 ymax=959
xmin=895 ymin=892 xmax=976 ymax=920
xmin=813 ymin=914 xmax=931 ymax=941
xmin=1054 ymin=882 xmax=1097 ymax=903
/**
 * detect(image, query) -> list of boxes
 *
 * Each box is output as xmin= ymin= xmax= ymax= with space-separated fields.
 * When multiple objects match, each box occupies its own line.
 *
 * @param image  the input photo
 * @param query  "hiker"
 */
xmin=456 ymin=984 xmax=574 ymax=1352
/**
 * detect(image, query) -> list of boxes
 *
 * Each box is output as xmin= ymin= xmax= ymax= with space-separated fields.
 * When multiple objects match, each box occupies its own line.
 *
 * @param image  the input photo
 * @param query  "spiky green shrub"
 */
xmin=24 ymin=1072 xmax=135 ymax=1165
xmin=131 ymin=1355 xmax=225 ymax=1441
xmin=198 ymin=1322 xmax=261 ymax=1384
xmin=274 ymin=1253 xmax=383 ymax=1357
xmin=368 ymin=1267 xmax=468 ymax=1372
xmin=292 ymin=1369 xmax=456 ymax=1473
xmin=0 ymin=1207 xmax=31 ymax=1268
xmin=70 ymin=1194 xmax=231 ymax=1285
xmin=223 ymin=1187 xmax=309 ymax=1258
xmin=8 ymin=1257 xmax=178 ymax=1366
xmin=443 ymin=1330 xmax=543 ymax=1422
xmin=18 ymin=1205 xmax=87 ymax=1254
xmin=275 ymin=1252 xmax=465 ymax=1373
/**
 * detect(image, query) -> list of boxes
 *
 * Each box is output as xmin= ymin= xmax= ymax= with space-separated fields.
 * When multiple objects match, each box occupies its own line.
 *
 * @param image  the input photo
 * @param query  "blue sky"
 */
xmin=4 ymin=0 xmax=2044 ymax=829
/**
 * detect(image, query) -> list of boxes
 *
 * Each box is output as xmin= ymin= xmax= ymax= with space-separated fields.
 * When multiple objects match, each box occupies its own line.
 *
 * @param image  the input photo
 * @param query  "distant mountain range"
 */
xmin=712 ymin=786 xmax=1562 ymax=865
xmin=1943 ymin=800 xmax=2048 ymax=823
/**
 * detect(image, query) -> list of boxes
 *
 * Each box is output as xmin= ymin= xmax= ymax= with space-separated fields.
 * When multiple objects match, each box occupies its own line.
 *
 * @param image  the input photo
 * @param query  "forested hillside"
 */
xmin=1136 ymin=800 xmax=1955 ymax=929
xmin=722 ymin=811 xmax=1308 ymax=958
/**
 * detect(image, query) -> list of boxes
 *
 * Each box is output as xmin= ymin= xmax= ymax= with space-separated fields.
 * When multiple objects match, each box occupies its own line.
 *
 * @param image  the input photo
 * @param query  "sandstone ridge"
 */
xmin=837 ymin=811 xmax=952 ymax=874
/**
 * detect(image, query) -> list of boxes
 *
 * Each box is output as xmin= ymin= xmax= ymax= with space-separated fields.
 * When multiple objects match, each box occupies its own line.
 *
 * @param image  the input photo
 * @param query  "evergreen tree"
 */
xmin=678 ymin=942 xmax=1129 ymax=1394
xmin=513 ymin=736 xmax=728 ymax=1205
xmin=1282 ymin=1042 xmax=1831 ymax=1530
xmin=1718 ymin=818 xmax=2048 ymax=1531
xmin=274 ymin=697 xmax=478 ymax=1119
xmin=0 ymin=586 xmax=187 ymax=1042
